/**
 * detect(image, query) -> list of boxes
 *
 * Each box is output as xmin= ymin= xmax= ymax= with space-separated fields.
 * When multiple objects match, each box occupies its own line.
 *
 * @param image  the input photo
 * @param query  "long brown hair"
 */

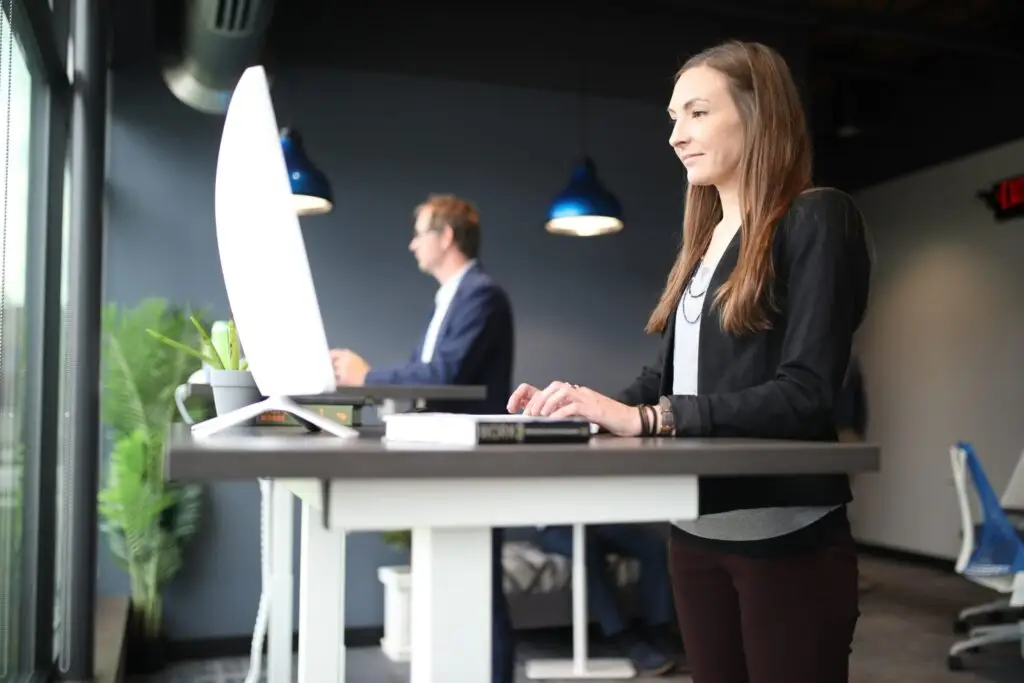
xmin=646 ymin=41 xmax=813 ymax=336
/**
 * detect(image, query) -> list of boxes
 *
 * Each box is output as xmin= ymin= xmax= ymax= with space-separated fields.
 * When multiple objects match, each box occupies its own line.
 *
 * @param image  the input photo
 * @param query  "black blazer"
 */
xmin=616 ymin=188 xmax=872 ymax=515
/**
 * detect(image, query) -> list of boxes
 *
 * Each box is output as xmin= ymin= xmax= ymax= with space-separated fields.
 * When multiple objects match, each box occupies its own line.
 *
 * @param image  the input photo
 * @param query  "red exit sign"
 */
xmin=979 ymin=174 xmax=1024 ymax=221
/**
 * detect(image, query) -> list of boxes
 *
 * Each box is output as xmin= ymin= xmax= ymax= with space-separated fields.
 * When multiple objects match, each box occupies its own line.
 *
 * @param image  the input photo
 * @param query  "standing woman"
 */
xmin=508 ymin=40 xmax=872 ymax=683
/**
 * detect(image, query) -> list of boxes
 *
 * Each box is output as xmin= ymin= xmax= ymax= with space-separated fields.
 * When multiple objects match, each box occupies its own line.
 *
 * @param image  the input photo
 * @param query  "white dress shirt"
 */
xmin=420 ymin=260 xmax=477 ymax=363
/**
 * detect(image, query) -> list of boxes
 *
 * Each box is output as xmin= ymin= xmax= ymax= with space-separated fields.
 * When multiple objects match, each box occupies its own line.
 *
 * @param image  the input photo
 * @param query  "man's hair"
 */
xmin=414 ymin=193 xmax=481 ymax=259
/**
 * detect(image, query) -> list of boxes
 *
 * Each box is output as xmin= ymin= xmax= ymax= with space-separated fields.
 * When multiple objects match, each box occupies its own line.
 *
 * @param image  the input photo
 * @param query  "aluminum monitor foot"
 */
xmin=191 ymin=395 xmax=359 ymax=439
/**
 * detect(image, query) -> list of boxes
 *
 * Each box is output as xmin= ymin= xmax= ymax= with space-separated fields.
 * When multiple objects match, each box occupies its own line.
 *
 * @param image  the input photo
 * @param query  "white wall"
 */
xmin=849 ymin=137 xmax=1024 ymax=559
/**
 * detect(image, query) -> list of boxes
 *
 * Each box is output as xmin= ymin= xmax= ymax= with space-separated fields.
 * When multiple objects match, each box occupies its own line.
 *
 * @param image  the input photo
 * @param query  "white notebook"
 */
xmin=382 ymin=412 xmax=598 ymax=445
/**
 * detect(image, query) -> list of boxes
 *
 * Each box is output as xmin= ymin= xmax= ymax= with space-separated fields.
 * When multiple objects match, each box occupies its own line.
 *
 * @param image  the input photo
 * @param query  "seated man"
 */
xmin=329 ymin=193 xmax=517 ymax=683
xmin=537 ymin=523 xmax=683 ymax=676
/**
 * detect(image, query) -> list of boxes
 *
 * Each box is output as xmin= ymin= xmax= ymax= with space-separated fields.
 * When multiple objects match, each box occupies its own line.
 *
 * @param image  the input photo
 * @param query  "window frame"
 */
xmin=3 ymin=0 xmax=71 ymax=681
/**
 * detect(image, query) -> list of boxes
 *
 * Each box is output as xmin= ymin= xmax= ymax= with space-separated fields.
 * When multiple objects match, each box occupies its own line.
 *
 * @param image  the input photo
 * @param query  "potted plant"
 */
xmin=97 ymin=298 xmax=206 ymax=674
xmin=378 ymin=530 xmax=412 ymax=662
xmin=147 ymin=317 xmax=262 ymax=421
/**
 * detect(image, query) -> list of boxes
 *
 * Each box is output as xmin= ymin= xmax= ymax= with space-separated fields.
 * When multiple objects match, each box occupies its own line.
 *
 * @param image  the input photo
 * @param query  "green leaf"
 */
xmin=145 ymin=329 xmax=218 ymax=367
xmin=228 ymin=319 xmax=241 ymax=370
xmin=97 ymin=299 xmax=213 ymax=635
xmin=189 ymin=315 xmax=223 ymax=369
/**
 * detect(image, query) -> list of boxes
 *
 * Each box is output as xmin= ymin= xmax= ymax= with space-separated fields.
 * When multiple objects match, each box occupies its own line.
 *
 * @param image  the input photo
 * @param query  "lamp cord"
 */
xmin=577 ymin=57 xmax=589 ymax=159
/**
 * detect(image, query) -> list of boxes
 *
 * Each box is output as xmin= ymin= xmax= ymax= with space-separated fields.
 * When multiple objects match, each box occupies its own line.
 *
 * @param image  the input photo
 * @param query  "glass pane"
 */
xmin=53 ymin=29 xmax=73 ymax=671
xmin=0 ymin=24 xmax=38 ymax=683
xmin=53 ymin=156 xmax=71 ymax=666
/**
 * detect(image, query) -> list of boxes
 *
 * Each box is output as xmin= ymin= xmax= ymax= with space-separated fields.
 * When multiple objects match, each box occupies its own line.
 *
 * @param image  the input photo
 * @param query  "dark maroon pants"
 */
xmin=669 ymin=527 xmax=860 ymax=683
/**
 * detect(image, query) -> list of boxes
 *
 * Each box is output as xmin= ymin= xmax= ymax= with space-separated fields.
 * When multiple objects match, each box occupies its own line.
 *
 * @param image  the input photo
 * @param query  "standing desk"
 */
xmin=166 ymin=424 xmax=879 ymax=683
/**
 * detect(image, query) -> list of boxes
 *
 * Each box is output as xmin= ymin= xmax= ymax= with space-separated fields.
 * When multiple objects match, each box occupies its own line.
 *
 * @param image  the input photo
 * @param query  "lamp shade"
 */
xmin=545 ymin=157 xmax=624 ymax=236
xmin=280 ymin=127 xmax=333 ymax=216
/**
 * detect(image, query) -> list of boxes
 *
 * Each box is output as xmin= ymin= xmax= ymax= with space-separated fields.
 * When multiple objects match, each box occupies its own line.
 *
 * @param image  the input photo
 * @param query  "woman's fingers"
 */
xmin=507 ymin=383 xmax=538 ymax=413
xmin=538 ymin=385 xmax=573 ymax=416
xmin=524 ymin=381 xmax=565 ymax=415
xmin=549 ymin=402 xmax=584 ymax=420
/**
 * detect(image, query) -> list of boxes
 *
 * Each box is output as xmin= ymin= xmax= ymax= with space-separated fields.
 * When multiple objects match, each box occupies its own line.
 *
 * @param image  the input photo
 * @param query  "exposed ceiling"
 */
xmin=114 ymin=0 xmax=1024 ymax=189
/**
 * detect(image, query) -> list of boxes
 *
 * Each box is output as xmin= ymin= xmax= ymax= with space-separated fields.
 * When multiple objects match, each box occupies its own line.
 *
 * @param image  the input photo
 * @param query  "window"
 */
xmin=52 ymin=155 xmax=69 ymax=666
xmin=0 ymin=15 xmax=40 ymax=683
xmin=52 ymin=31 xmax=73 ymax=666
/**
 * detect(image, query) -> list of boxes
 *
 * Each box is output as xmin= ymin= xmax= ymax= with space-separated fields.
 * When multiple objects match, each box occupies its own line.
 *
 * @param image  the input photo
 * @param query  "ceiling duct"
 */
xmin=161 ymin=0 xmax=277 ymax=115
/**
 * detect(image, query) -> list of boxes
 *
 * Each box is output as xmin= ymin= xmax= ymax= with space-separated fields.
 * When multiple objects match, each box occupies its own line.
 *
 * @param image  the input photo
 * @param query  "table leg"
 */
xmin=297 ymin=501 xmax=347 ymax=683
xmin=524 ymin=524 xmax=636 ymax=680
xmin=267 ymin=482 xmax=294 ymax=683
xmin=410 ymin=526 xmax=492 ymax=683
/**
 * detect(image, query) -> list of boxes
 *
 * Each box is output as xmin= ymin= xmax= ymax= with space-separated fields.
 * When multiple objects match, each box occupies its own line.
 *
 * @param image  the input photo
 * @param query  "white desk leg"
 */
xmin=410 ymin=526 xmax=492 ymax=683
xmin=525 ymin=524 xmax=636 ymax=680
xmin=297 ymin=502 xmax=347 ymax=683
xmin=267 ymin=483 xmax=295 ymax=683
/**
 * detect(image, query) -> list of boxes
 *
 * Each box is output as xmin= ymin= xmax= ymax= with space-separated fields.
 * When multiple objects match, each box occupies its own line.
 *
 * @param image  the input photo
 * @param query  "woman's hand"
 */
xmin=507 ymin=381 xmax=643 ymax=437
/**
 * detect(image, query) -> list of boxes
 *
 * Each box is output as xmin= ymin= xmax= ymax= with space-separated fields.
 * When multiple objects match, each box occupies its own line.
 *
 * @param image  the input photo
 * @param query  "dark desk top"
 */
xmin=166 ymin=424 xmax=880 ymax=482
xmin=186 ymin=383 xmax=486 ymax=405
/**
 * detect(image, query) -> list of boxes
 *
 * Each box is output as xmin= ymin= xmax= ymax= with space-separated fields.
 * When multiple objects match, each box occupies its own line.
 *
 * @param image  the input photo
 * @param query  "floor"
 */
xmin=132 ymin=556 xmax=1024 ymax=683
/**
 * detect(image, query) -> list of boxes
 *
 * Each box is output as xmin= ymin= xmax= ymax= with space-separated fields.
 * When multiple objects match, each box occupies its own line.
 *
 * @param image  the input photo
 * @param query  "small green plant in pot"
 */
xmin=148 ymin=317 xmax=262 ymax=421
xmin=98 ymin=298 xmax=206 ymax=674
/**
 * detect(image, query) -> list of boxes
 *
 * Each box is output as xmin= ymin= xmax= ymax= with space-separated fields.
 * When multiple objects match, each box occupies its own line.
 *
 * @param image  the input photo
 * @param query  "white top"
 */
xmin=420 ymin=259 xmax=478 ymax=363
xmin=669 ymin=232 xmax=837 ymax=542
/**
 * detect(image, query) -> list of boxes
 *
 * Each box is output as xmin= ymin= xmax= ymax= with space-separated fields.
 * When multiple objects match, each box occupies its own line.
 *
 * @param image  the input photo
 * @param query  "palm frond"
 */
xmin=97 ymin=299 xmax=212 ymax=635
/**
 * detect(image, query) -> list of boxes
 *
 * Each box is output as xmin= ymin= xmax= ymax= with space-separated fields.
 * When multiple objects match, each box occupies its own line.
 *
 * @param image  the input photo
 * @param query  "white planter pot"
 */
xmin=207 ymin=368 xmax=261 ymax=423
xmin=377 ymin=565 xmax=411 ymax=662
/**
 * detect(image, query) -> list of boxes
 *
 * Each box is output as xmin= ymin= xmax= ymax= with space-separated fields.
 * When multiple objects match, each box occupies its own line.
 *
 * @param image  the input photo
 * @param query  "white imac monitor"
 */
xmin=194 ymin=65 xmax=356 ymax=439
xmin=213 ymin=65 xmax=337 ymax=398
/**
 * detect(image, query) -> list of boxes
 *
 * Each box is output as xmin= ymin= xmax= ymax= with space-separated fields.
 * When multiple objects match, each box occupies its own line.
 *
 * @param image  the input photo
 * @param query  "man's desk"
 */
xmin=166 ymin=424 xmax=880 ymax=683
xmin=184 ymin=383 xmax=488 ymax=405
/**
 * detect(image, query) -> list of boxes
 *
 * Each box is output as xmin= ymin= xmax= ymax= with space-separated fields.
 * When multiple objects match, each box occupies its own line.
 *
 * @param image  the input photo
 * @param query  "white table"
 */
xmin=166 ymin=425 xmax=880 ymax=683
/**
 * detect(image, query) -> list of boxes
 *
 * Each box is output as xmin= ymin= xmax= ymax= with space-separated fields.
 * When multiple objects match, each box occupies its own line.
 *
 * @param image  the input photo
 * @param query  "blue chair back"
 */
xmin=957 ymin=441 xmax=1024 ymax=577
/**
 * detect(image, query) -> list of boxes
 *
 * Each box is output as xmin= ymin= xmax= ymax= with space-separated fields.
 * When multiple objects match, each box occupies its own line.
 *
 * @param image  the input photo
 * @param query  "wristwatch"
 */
xmin=656 ymin=396 xmax=675 ymax=436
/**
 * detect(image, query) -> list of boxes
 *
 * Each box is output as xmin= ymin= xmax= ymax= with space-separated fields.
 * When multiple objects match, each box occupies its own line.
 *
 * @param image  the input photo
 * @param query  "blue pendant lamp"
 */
xmin=280 ymin=127 xmax=334 ymax=216
xmin=545 ymin=156 xmax=624 ymax=236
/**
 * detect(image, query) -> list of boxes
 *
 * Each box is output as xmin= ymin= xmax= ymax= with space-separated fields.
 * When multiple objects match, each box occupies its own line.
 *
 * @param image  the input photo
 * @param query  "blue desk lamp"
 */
xmin=545 ymin=156 xmax=624 ymax=236
xmin=280 ymin=127 xmax=333 ymax=216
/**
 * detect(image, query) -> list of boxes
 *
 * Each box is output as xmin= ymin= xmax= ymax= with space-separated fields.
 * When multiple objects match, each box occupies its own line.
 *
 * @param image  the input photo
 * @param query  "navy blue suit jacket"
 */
xmin=363 ymin=263 xmax=514 ymax=415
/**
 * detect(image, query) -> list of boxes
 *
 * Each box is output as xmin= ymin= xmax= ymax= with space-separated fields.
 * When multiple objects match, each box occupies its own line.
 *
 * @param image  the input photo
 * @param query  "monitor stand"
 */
xmin=190 ymin=395 xmax=359 ymax=439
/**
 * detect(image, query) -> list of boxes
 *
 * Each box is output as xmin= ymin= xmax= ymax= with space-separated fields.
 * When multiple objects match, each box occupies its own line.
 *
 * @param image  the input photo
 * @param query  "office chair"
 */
xmin=953 ymin=450 xmax=1024 ymax=634
xmin=947 ymin=442 xmax=1024 ymax=671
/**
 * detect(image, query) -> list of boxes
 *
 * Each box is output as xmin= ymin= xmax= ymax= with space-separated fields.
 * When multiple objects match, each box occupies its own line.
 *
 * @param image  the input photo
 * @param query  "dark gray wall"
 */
xmin=100 ymin=56 xmax=800 ymax=639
